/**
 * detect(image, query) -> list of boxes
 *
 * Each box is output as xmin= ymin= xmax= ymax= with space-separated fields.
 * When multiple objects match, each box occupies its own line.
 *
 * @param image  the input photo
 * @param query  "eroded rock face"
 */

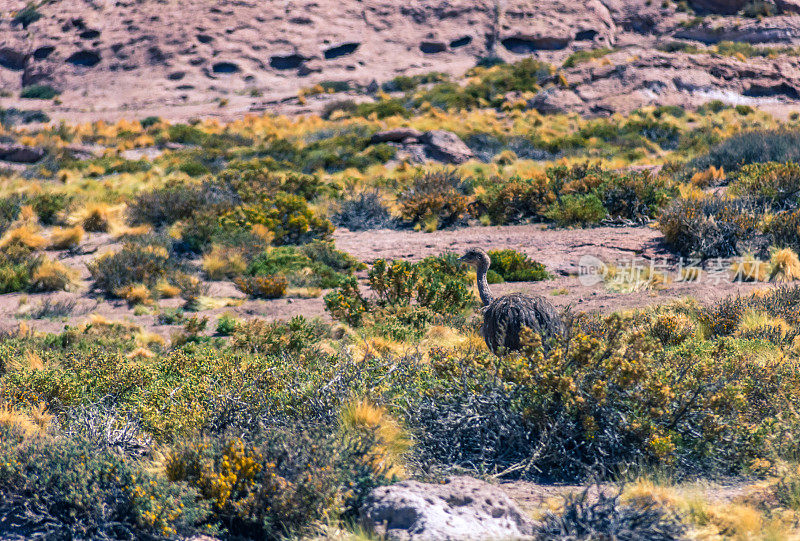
xmin=542 ymin=48 xmax=800 ymax=116
xmin=689 ymin=0 xmax=749 ymax=14
xmin=361 ymin=477 xmax=537 ymax=541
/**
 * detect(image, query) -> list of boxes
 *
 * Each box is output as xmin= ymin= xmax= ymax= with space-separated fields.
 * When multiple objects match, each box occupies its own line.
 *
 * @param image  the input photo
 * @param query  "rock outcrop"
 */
xmin=371 ymin=129 xmax=473 ymax=164
xmin=4 ymin=0 xmax=800 ymax=119
xmin=360 ymin=477 xmax=537 ymax=541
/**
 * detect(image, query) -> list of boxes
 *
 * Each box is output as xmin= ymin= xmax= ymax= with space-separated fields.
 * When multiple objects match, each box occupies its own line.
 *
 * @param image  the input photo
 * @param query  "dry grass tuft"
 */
xmin=202 ymin=245 xmax=247 ymax=280
xmin=126 ymin=347 xmax=155 ymax=359
xmin=731 ymin=254 xmax=769 ymax=282
xmin=769 ymin=247 xmax=800 ymax=282
xmin=48 ymin=225 xmax=85 ymax=250
xmin=71 ymin=203 xmax=123 ymax=232
xmin=690 ymin=165 xmax=726 ymax=188
xmin=114 ymin=283 xmax=153 ymax=305
xmin=155 ymin=280 xmax=181 ymax=298
xmin=0 ymin=224 xmax=48 ymax=250
xmin=340 ymin=399 xmax=411 ymax=479
xmin=30 ymin=259 xmax=78 ymax=291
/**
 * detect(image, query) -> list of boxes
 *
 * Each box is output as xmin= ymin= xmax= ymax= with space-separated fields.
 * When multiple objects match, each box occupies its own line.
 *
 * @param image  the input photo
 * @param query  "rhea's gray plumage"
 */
xmin=459 ymin=248 xmax=565 ymax=354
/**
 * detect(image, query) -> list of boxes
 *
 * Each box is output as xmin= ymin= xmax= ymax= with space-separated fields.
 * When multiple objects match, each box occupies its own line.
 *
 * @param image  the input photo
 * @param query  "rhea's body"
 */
xmin=458 ymin=248 xmax=565 ymax=353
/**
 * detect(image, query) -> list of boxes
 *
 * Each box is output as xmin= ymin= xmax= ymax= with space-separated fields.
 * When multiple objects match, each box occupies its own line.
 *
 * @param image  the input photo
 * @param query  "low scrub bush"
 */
xmin=88 ymin=241 xmax=179 ymax=298
xmin=397 ymin=170 xmax=472 ymax=229
xmin=233 ymin=274 xmax=287 ymax=299
xmin=730 ymin=161 xmax=800 ymax=209
xmin=245 ymin=242 xmax=361 ymax=290
xmin=537 ymin=490 xmax=685 ymax=541
xmin=325 ymin=254 xmax=473 ymax=327
xmin=230 ymin=316 xmax=327 ymax=355
xmin=334 ymin=191 xmax=394 ymax=230
xmin=476 ymin=175 xmax=555 ymax=225
xmin=658 ymin=195 xmax=761 ymax=258
xmin=545 ymin=194 xmax=607 ymax=227
xmin=0 ymin=427 xmax=206 ymax=539
xmin=689 ymin=129 xmax=800 ymax=173
xmin=19 ymin=84 xmax=59 ymax=100
xmin=488 ymin=249 xmax=551 ymax=282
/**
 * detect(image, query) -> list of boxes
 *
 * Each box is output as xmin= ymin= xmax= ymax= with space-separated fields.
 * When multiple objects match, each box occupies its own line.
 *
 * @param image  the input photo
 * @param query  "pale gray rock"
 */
xmin=360 ymin=477 xmax=538 ymax=541
xmin=420 ymin=130 xmax=474 ymax=164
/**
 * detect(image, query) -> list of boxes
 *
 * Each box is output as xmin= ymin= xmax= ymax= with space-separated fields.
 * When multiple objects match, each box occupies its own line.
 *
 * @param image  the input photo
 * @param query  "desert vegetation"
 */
xmin=7 ymin=54 xmax=800 ymax=538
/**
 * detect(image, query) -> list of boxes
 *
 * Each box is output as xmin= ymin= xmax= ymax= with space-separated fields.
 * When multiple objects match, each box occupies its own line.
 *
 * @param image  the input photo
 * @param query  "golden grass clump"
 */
xmin=730 ymin=254 xmax=769 ymax=282
xmin=769 ymin=247 xmax=800 ymax=282
xmin=736 ymin=309 xmax=794 ymax=340
xmin=0 ymin=224 xmax=48 ymax=251
xmin=155 ymin=280 xmax=181 ymax=298
xmin=114 ymin=283 xmax=153 ymax=305
xmin=202 ymin=245 xmax=247 ymax=280
xmin=690 ymin=165 xmax=726 ymax=187
xmin=340 ymin=399 xmax=411 ymax=479
xmin=48 ymin=225 xmax=84 ymax=250
xmin=71 ymin=203 xmax=123 ymax=232
xmin=30 ymin=259 xmax=78 ymax=292
xmin=126 ymin=347 xmax=156 ymax=360
xmin=0 ymin=403 xmax=51 ymax=437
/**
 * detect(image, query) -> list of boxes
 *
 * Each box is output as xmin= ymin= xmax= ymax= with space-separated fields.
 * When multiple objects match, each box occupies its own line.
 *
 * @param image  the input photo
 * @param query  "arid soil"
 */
xmin=0 ymin=224 xmax=767 ymax=339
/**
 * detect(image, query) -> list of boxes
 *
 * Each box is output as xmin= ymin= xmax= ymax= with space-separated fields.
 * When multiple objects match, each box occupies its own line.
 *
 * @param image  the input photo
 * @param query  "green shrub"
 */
xmin=0 ymin=428 xmax=206 ymax=538
xmin=165 ymin=425 xmax=392 ymax=539
xmin=476 ymin=176 xmax=555 ymax=225
xmin=29 ymin=192 xmax=72 ymax=226
xmin=488 ymin=249 xmax=551 ymax=282
xmin=326 ymin=254 xmax=474 ymax=328
xmin=562 ymin=48 xmax=615 ymax=68
xmin=215 ymin=314 xmax=239 ymax=335
xmin=128 ymin=181 xmax=215 ymax=226
xmin=545 ymin=193 xmax=607 ymax=226
xmin=220 ymin=192 xmax=333 ymax=246
xmin=230 ymin=316 xmax=327 ymax=355
xmin=355 ymin=98 xmax=410 ymax=119
xmin=730 ymin=161 xmax=800 ymax=209
xmin=88 ymin=241 xmax=176 ymax=297
xmin=766 ymin=209 xmax=800 ymax=250
xmin=20 ymin=85 xmax=59 ymax=100
xmin=246 ymin=244 xmax=356 ymax=289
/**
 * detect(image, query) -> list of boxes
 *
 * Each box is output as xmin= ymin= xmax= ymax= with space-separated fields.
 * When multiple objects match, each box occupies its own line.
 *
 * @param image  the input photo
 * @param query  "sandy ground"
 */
xmin=0 ymin=224 xmax=770 ymax=339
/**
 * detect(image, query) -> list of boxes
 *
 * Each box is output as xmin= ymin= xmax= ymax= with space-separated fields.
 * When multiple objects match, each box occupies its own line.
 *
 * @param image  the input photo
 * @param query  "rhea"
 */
xmin=459 ymin=248 xmax=565 ymax=354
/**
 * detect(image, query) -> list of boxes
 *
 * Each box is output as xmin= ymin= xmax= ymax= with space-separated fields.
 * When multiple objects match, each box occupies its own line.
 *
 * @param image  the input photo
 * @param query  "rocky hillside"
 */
xmin=5 ymin=0 xmax=800 ymax=119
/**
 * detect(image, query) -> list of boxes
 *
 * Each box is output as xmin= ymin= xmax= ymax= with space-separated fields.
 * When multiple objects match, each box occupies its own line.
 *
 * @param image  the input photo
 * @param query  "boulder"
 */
xmin=419 ymin=130 xmax=473 ymax=164
xmin=360 ymin=477 xmax=537 ymax=541
xmin=528 ymin=89 xmax=584 ymax=114
xmin=0 ymin=144 xmax=45 ymax=163
xmin=371 ymin=128 xmax=423 ymax=144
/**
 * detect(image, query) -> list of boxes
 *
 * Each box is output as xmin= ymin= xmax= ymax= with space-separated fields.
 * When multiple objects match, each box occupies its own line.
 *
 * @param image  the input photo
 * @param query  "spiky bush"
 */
xmin=658 ymin=195 xmax=761 ymax=258
xmin=334 ymin=191 xmax=394 ymax=231
xmin=536 ymin=490 xmax=685 ymax=541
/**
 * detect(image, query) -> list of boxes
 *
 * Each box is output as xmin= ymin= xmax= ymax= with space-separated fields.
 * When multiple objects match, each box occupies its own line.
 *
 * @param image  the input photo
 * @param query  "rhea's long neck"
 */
xmin=476 ymin=260 xmax=494 ymax=306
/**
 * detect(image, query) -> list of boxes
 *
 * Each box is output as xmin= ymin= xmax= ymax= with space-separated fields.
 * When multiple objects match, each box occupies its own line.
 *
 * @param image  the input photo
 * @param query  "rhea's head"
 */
xmin=458 ymin=248 xmax=491 ymax=270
